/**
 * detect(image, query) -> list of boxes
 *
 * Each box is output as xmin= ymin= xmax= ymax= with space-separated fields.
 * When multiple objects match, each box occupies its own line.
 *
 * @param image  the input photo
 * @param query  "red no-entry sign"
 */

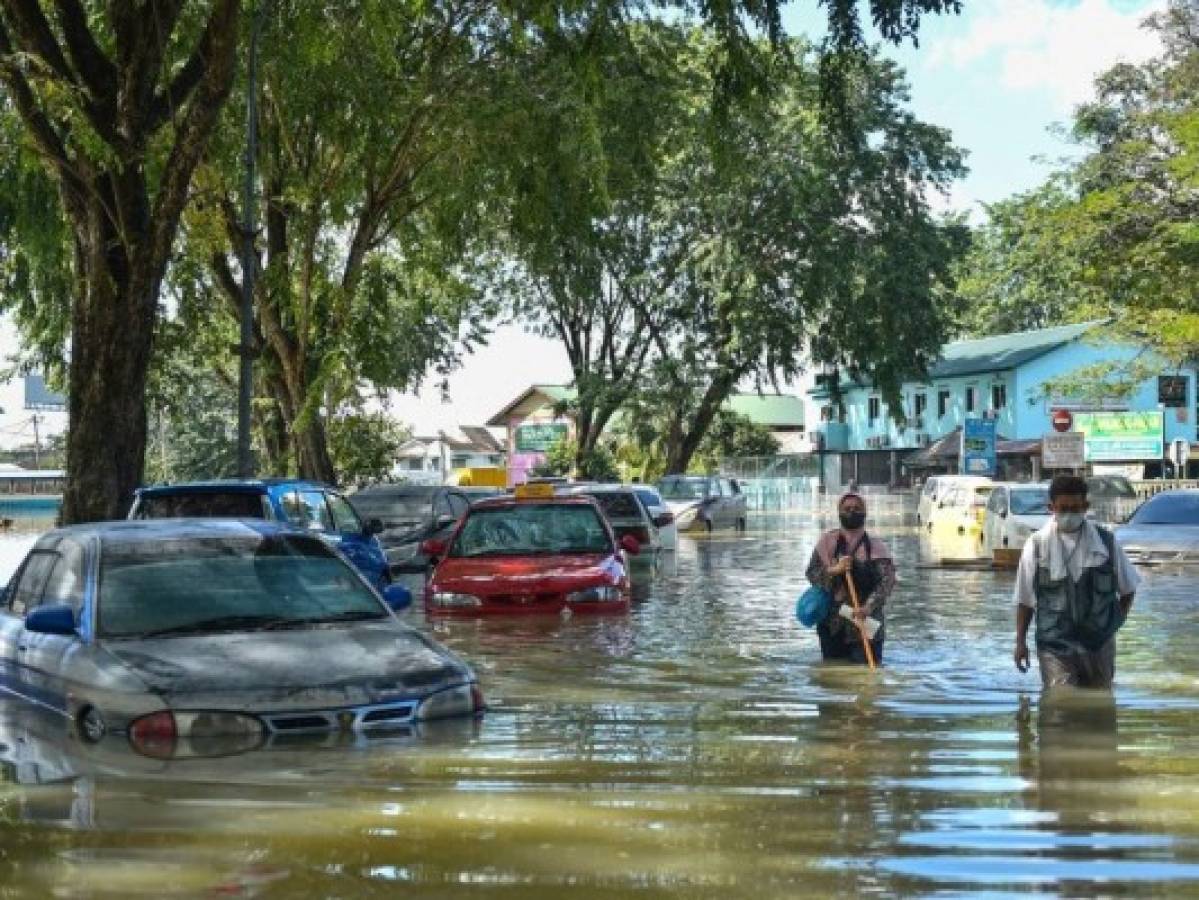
xmin=1051 ymin=409 xmax=1073 ymax=433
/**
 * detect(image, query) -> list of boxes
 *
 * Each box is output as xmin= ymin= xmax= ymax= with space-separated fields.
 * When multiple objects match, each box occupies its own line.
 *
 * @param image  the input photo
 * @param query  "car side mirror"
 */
xmin=420 ymin=538 xmax=447 ymax=560
xmin=25 ymin=603 xmax=76 ymax=636
xmin=382 ymin=584 xmax=413 ymax=612
xmin=652 ymin=512 xmax=674 ymax=528
xmin=620 ymin=534 xmax=641 ymax=555
xmin=364 ymin=518 xmax=385 ymax=536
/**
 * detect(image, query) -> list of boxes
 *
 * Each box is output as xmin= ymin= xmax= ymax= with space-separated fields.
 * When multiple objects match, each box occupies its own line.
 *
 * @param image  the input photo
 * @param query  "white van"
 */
xmin=921 ymin=475 xmax=994 ymax=532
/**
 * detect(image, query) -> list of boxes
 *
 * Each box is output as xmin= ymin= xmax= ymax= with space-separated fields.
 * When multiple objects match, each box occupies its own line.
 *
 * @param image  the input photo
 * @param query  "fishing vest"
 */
xmin=1034 ymin=526 xmax=1124 ymax=655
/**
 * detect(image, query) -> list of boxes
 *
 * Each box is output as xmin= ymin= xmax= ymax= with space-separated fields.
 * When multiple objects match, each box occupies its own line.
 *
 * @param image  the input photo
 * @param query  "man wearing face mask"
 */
xmin=806 ymin=492 xmax=896 ymax=664
xmin=1013 ymin=474 xmax=1140 ymax=689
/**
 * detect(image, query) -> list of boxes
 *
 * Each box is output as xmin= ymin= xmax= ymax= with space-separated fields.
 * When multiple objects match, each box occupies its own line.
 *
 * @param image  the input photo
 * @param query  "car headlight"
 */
xmin=430 ymin=591 xmax=482 ymax=608
xmin=417 ymin=683 xmax=484 ymax=720
xmin=129 ymin=710 xmax=265 ymax=759
xmin=566 ymin=585 xmax=623 ymax=604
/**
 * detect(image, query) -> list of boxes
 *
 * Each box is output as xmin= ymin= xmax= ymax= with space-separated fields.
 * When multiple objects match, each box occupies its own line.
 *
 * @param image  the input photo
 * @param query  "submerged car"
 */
xmin=657 ymin=475 xmax=747 ymax=532
xmin=129 ymin=479 xmax=391 ymax=589
xmin=632 ymin=485 xmax=677 ymax=551
xmin=983 ymin=482 xmax=1050 ymax=557
xmin=422 ymin=488 xmax=637 ymax=615
xmin=0 ymin=520 xmax=482 ymax=760
xmin=560 ymin=484 xmax=666 ymax=571
xmin=348 ymin=484 xmax=500 ymax=574
xmin=1116 ymin=489 xmax=1199 ymax=565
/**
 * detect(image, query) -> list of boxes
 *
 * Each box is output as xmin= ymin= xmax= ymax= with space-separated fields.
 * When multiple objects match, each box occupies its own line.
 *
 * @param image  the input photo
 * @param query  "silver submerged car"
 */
xmin=1116 ymin=489 xmax=1199 ymax=566
xmin=0 ymin=520 xmax=483 ymax=760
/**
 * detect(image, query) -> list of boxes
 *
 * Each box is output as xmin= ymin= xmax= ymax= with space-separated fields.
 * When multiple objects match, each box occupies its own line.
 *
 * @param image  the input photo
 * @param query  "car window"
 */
xmin=722 ymin=479 xmax=740 ymax=496
xmin=941 ymin=486 xmax=963 ymax=507
xmin=634 ymin=488 xmax=663 ymax=509
xmin=9 ymin=551 xmax=58 ymax=617
xmin=350 ymin=491 xmax=434 ymax=526
xmin=133 ymin=491 xmax=268 ymax=519
xmin=922 ymin=479 xmax=939 ymax=499
xmin=585 ymin=492 xmax=644 ymax=521
xmin=986 ymin=489 xmax=1006 ymax=514
xmin=1010 ymin=488 xmax=1050 ymax=516
xmin=1129 ymin=492 xmax=1199 ymax=526
xmin=709 ymin=480 xmax=723 ymax=498
xmin=451 ymin=504 xmax=610 ymax=557
xmin=326 ymin=493 xmax=362 ymax=533
xmin=97 ymin=533 xmax=386 ymax=639
xmin=447 ymin=493 xmax=471 ymax=519
xmin=658 ymin=477 xmax=707 ymax=501
xmin=42 ymin=539 xmax=87 ymax=615
xmin=281 ymin=491 xmax=335 ymax=532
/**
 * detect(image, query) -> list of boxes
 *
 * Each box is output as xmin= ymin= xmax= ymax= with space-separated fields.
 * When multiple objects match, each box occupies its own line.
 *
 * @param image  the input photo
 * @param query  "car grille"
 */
xmin=486 ymin=592 xmax=562 ymax=606
xmin=263 ymin=699 xmax=418 ymax=734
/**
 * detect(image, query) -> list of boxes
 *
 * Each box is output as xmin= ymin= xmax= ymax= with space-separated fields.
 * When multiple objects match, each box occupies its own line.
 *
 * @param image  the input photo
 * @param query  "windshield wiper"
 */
xmin=140 ymin=614 xmax=301 ymax=638
xmin=296 ymin=610 xmax=388 ymax=625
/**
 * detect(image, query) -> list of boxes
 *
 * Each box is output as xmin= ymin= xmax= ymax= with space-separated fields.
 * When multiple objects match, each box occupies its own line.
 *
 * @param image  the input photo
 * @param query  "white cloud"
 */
xmin=928 ymin=0 xmax=1165 ymax=111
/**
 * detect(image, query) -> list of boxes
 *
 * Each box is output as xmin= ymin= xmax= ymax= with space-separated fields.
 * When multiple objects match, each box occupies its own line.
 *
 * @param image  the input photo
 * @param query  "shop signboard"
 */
xmin=1073 ymin=410 xmax=1164 ymax=462
xmin=960 ymin=418 xmax=997 ymax=476
xmin=1042 ymin=431 xmax=1085 ymax=469
xmin=515 ymin=422 xmax=569 ymax=453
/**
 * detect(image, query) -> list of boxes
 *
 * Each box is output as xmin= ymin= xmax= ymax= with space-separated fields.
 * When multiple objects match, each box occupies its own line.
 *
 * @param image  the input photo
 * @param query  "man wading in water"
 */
xmin=1014 ymin=474 xmax=1140 ymax=689
xmin=806 ymin=492 xmax=896 ymax=664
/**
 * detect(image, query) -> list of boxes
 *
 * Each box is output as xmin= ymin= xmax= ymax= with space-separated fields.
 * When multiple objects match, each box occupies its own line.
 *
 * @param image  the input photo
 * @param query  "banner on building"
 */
xmin=961 ymin=418 xmax=997 ymax=476
xmin=1042 ymin=431 xmax=1085 ymax=469
xmin=515 ymin=422 xmax=569 ymax=453
xmin=1074 ymin=410 xmax=1164 ymax=461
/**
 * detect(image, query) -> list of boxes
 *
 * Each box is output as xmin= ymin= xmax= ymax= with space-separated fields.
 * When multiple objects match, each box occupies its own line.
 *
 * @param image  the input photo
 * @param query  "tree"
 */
xmin=327 ymin=409 xmax=410 ymax=490
xmin=648 ymin=42 xmax=966 ymax=474
xmin=0 ymin=0 xmax=240 ymax=522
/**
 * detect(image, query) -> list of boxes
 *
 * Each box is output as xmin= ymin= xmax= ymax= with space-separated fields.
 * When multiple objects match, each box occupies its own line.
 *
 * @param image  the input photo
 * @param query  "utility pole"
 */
xmin=30 ymin=414 xmax=40 ymax=468
xmin=238 ymin=0 xmax=269 ymax=478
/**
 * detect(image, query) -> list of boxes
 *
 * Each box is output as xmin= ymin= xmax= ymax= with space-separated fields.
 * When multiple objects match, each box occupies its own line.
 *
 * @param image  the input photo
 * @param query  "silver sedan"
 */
xmin=0 ymin=519 xmax=482 ymax=760
xmin=1116 ymin=489 xmax=1199 ymax=566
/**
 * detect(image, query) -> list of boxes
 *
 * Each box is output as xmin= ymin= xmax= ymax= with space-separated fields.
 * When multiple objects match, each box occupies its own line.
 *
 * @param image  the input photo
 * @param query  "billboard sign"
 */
xmin=1042 ymin=431 xmax=1086 ymax=470
xmin=23 ymin=374 xmax=66 ymax=411
xmin=961 ymin=418 xmax=997 ymax=476
xmin=514 ymin=422 xmax=568 ymax=453
xmin=1074 ymin=410 xmax=1164 ymax=462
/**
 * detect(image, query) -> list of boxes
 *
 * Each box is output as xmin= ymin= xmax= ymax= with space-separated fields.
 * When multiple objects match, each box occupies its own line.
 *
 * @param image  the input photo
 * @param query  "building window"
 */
xmin=991 ymin=384 xmax=1007 ymax=410
xmin=867 ymin=397 xmax=881 ymax=425
xmin=405 ymin=459 xmax=422 ymax=471
xmin=913 ymin=393 xmax=927 ymax=418
xmin=820 ymin=405 xmax=833 ymax=422
xmin=1159 ymin=375 xmax=1187 ymax=408
xmin=965 ymin=386 xmax=976 ymax=413
xmin=451 ymin=456 xmax=469 ymax=469
xmin=937 ymin=389 xmax=950 ymax=418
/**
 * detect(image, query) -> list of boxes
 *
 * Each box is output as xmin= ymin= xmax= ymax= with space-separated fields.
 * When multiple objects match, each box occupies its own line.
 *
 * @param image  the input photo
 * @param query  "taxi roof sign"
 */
xmin=514 ymin=482 xmax=556 ymax=500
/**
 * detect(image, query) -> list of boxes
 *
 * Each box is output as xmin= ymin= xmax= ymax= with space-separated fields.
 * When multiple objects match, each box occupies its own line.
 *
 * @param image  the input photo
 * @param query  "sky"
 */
xmin=0 ymin=0 xmax=1167 ymax=449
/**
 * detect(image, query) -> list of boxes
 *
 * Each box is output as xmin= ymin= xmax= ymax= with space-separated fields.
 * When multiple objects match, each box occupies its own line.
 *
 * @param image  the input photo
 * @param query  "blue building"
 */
xmin=809 ymin=322 xmax=1197 ymax=485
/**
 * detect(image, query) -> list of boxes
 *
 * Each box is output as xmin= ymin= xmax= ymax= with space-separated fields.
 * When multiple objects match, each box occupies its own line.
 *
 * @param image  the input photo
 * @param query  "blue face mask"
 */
xmin=1056 ymin=512 xmax=1085 ymax=533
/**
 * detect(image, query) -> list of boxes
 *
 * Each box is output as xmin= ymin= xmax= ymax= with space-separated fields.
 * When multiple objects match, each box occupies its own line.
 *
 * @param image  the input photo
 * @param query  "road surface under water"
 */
xmin=1 ymin=501 xmax=1198 ymax=897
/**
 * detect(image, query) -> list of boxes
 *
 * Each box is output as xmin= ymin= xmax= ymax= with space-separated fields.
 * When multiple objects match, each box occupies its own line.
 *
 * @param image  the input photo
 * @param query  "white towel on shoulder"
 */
xmin=1033 ymin=520 xmax=1109 ymax=582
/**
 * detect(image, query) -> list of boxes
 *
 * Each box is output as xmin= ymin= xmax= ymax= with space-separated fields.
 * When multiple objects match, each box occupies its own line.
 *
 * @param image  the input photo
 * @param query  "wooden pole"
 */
xmin=844 ymin=571 xmax=877 ymax=670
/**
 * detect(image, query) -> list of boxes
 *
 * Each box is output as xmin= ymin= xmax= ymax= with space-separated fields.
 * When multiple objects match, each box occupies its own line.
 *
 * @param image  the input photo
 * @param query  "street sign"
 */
xmin=961 ymin=418 xmax=997 ymax=476
xmin=1051 ymin=409 xmax=1073 ymax=433
xmin=1043 ymin=431 xmax=1086 ymax=470
xmin=1074 ymin=410 xmax=1164 ymax=461
xmin=1169 ymin=437 xmax=1190 ymax=471
xmin=514 ymin=422 xmax=569 ymax=453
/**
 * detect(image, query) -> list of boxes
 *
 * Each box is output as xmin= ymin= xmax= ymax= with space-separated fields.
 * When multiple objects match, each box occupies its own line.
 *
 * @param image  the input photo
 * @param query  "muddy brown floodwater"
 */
xmin=2 ymin=501 xmax=1199 ymax=897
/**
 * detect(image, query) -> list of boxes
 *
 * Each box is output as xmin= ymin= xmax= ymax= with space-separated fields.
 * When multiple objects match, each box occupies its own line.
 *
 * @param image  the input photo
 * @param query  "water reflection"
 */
xmin=2 ymin=501 xmax=1199 ymax=895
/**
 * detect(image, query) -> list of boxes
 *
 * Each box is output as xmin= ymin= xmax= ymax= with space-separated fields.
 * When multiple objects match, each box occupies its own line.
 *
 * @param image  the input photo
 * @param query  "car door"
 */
xmin=0 ymin=548 xmax=60 ymax=707
xmin=324 ymin=491 xmax=387 ymax=588
xmin=22 ymin=539 xmax=88 ymax=713
xmin=983 ymin=488 xmax=1007 ymax=551
xmin=704 ymin=478 xmax=723 ymax=526
xmin=724 ymin=479 xmax=746 ymax=524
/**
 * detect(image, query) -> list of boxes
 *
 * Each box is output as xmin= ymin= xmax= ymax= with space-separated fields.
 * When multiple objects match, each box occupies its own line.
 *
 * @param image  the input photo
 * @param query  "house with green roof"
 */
xmin=808 ymin=321 xmax=1196 ymax=483
xmin=487 ymin=384 xmax=806 ymax=484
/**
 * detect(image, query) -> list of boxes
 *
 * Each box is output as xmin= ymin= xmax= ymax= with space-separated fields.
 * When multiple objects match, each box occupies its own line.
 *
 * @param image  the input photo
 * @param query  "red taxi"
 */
xmin=421 ymin=485 xmax=638 ymax=615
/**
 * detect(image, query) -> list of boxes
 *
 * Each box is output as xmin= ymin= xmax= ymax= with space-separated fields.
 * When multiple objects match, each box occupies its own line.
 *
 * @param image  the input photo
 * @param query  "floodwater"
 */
xmin=3 ymin=501 xmax=1199 ymax=897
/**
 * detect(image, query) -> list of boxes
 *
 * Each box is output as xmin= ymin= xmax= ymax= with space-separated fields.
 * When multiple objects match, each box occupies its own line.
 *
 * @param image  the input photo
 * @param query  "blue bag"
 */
xmin=795 ymin=585 xmax=831 ymax=628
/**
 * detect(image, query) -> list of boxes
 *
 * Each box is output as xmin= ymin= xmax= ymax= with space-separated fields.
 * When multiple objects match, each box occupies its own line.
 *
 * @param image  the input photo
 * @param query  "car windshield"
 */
xmin=450 ymin=504 xmax=610 ymax=557
xmin=1010 ymin=488 xmax=1050 ymax=515
xmin=1129 ymin=493 xmax=1199 ymax=526
xmin=1088 ymin=476 xmax=1137 ymax=499
xmin=349 ymin=492 xmax=432 ymax=526
xmin=134 ymin=492 xmax=266 ymax=519
xmin=659 ymin=477 xmax=706 ymax=501
xmin=582 ymin=492 xmax=644 ymax=521
xmin=98 ymin=533 xmax=387 ymax=638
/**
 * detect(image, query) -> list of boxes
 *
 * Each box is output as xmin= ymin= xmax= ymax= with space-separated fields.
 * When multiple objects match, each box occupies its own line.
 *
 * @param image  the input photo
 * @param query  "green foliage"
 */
xmin=535 ymin=436 xmax=620 ymax=481
xmin=145 ymin=356 xmax=240 ymax=486
xmin=328 ymin=410 xmax=411 ymax=490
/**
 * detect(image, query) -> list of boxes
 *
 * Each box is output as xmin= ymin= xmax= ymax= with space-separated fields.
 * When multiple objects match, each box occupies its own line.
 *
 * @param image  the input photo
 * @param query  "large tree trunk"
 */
xmin=662 ymin=374 xmax=739 ymax=475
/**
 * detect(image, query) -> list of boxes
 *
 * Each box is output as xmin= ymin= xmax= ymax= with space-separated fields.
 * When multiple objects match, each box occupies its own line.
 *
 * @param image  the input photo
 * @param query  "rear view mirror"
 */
xmin=382 ymin=584 xmax=413 ymax=612
xmin=420 ymin=538 xmax=447 ymax=560
xmin=25 ymin=603 xmax=76 ymax=636
xmin=620 ymin=534 xmax=641 ymax=555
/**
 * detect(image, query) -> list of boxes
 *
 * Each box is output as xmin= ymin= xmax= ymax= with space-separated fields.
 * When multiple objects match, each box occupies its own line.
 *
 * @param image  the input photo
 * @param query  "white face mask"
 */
xmin=1056 ymin=512 xmax=1086 ymax=533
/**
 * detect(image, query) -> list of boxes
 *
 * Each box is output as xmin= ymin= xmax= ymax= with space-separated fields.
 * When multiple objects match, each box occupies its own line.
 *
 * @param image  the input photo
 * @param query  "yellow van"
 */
xmin=925 ymin=478 xmax=994 ymax=559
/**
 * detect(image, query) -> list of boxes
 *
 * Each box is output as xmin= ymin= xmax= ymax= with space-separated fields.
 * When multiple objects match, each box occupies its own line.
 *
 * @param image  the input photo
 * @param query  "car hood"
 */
xmin=104 ymin=622 xmax=464 ymax=700
xmin=1115 ymin=524 xmax=1199 ymax=553
xmin=432 ymin=554 xmax=622 ymax=595
xmin=664 ymin=500 xmax=702 ymax=516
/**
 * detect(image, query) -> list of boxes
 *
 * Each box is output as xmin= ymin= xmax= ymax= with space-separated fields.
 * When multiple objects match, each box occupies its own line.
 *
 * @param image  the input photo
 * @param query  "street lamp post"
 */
xmin=237 ymin=0 xmax=268 ymax=478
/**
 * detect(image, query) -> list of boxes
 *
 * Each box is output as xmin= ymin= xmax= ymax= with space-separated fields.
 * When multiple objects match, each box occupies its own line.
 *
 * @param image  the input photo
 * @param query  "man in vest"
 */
xmin=1013 ymin=474 xmax=1140 ymax=689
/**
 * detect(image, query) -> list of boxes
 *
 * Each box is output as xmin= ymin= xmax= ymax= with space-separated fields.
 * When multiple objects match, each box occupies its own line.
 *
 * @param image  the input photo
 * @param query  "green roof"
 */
xmin=809 ymin=321 xmax=1102 ymax=398
xmin=723 ymin=393 xmax=804 ymax=427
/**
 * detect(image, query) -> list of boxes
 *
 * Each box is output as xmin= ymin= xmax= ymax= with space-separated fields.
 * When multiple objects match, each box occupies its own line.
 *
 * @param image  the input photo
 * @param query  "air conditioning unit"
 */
xmin=865 ymin=436 xmax=878 ymax=449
